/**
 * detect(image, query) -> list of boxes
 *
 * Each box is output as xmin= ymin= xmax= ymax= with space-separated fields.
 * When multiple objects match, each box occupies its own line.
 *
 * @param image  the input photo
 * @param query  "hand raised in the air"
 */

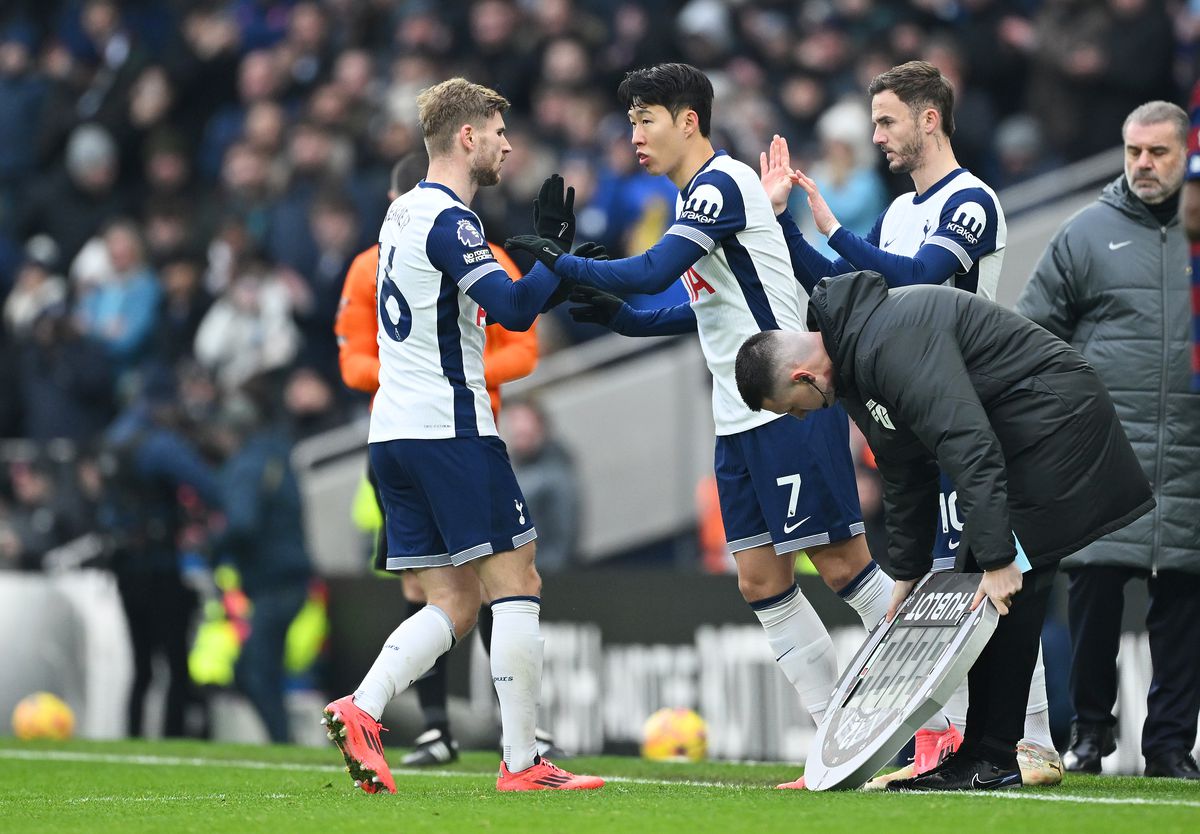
xmin=759 ymin=134 xmax=796 ymax=216
xmin=792 ymin=169 xmax=840 ymax=237
xmin=505 ymin=235 xmax=565 ymax=270
xmin=533 ymin=174 xmax=576 ymax=250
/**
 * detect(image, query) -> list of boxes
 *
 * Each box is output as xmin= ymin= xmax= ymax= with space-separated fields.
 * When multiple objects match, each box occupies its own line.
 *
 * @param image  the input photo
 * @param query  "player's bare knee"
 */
xmin=452 ymin=605 xmax=479 ymax=640
xmin=734 ymin=546 xmax=795 ymax=602
xmin=812 ymin=562 xmax=857 ymax=592
xmin=736 ymin=574 xmax=764 ymax=602
xmin=506 ymin=560 xmax=542 ymax=598
xmin=477 ymin=544 xmax=541 ymax=599
xmin=809 ymin=537 xmax=871 ymax=592
xmin=737 ymin=572 xmax=791 ymax=604
xmin=421 ymin=581 xmax=482 ymax=638
xmin=429 ymin=596 xmax=479 ymax=640
xmin=400 ymin=572 xmax=428 ymax=604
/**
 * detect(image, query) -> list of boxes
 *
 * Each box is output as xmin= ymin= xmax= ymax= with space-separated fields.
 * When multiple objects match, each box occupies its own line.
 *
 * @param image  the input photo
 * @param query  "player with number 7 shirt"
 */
xmin=508 ymin=63 xmax=899 ymax=790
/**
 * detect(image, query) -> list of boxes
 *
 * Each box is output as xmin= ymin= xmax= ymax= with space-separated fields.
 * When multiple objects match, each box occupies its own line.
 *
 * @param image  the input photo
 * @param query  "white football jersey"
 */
xmin=873 ymin=168 xmax=1006 ymax=299
xmin=369 ymin=182 xmax=503 ymax=442
xmin=666 ymin=151 xmax=808 ymax=435
xmin=875 ymin=169 xmax=1005 ymax=571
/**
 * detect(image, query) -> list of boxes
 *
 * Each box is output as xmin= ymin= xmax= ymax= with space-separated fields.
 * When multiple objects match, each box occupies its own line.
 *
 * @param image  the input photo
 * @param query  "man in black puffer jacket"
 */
xmin=734 ymin=270 xmax=1153 ymax=790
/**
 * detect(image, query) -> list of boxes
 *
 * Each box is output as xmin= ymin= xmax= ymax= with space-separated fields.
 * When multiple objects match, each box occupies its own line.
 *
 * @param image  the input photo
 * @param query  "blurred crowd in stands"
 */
xmin=0 ymin=0 xmax=1195 ymax=574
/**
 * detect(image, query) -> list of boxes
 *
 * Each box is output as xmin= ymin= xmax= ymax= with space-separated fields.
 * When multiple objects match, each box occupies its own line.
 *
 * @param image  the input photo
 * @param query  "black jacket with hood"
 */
xmin=807 ymin=270 xmax=1154 ymax=581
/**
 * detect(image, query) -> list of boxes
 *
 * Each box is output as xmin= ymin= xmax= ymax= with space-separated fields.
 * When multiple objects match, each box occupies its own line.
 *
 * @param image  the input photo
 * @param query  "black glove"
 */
xmin=541 ymin=243 xmax=609 ymax=310
xmin=541 ymin=277 xmax=576 ymax=312
xmin=572 ymin=241 xmax=608 ymax=261
xmin=533 ymin=174 xmax=576 ymax=250
xmin=568 ymin=285 xmax=626 ymax=329
xmin=505 ymin=234 xmax=564 ymax=270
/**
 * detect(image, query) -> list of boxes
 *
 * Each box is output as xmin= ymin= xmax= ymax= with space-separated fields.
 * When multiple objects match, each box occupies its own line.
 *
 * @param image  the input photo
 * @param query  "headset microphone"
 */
xmin=803 ymin=376 xmax=831 ymax=409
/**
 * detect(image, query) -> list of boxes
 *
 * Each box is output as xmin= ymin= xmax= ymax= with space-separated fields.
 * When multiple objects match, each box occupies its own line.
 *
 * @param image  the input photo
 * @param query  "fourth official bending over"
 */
xmin=735 ymin=271 xmax=1153 ymax=790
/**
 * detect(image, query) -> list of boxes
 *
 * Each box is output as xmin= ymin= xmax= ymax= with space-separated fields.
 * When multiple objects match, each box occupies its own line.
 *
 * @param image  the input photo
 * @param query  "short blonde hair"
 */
xmin=416 ymin=78 xmax=510 ymax=156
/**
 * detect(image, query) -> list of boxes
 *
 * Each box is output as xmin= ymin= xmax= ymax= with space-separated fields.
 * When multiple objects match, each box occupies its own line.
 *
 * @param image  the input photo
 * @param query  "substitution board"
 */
xmin=803 ymin=571 xmax=999 ymax=790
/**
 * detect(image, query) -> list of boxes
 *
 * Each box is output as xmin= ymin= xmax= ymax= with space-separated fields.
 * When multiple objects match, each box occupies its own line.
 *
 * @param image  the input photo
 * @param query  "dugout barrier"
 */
xmin=321 ymin=569 xmax=1198 ymax=772
xmin=0 ymin=552 xmax=1194 ymax=771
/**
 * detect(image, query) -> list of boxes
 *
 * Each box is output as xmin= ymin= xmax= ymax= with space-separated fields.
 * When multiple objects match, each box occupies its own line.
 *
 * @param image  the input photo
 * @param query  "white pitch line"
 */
xmin=0 ymin=749 xmax=345 ymax=774
xmin=913 ymin=789 xmax=1200 ymax=808
xmin=58 ymin=793 xmax=297 ymax=805
xmin=2 ymin=749 xmax=1198 ymax=809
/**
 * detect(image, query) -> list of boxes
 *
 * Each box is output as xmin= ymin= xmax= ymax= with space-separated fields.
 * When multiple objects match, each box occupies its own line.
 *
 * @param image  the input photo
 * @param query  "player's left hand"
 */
xmin=506 ymin=234 xmax=565 ymax=270
xmin=885 ymin=578 xmax=918 ymax=622
xmin=533 ymin=174 xmax=576 ymax=250
xmin=972 ymin=562 xmax=1024 ymax=616
xmin=553 ymin=239 xmax=614 ymax=316
xmin=541 ymin=278 xmax=576 ymax=312
xmin=568 ymin=285 xmax=626 ymax=328
xmin=572 ymin=241 xmax=608 ymax=260
xmin=537 ymin=243 xmax=607 ymax=311
xmin=792 ymin=169 xmax=840 ymax=237
xmin=759 ymin=134 xmax=795 ymax=216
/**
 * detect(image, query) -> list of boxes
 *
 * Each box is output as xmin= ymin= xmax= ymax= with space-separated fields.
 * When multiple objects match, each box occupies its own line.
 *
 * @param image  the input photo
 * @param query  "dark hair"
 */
xmin=867 ymin=60 xmax=955 ymax=138
xmin=734 ymin=331 xmax=780 ymax=412
xmin=390 ymin=149 xmax=430 ymax=195
xmin=618 ymin=63 xmax=713 ymax=137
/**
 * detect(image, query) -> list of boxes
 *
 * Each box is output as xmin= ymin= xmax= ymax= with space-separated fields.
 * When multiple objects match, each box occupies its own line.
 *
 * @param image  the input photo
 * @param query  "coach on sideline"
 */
xmin=734 ymin=270 xmax=1153 ymax=791
xmin=1016 ymin=100 xmax=1200 ymax=780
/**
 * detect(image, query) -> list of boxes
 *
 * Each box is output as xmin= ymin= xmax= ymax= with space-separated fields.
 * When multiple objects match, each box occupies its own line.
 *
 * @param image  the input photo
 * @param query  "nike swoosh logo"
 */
xmin=783 ymin=516 xmax=811 ymax=534
xmin=971 ymin=772 xmax=1020 ymax=789
xmin=948 ymin=538 xmax=960 ymax=550
xmin=1108 ymin=240 xmax=1132 ymax=251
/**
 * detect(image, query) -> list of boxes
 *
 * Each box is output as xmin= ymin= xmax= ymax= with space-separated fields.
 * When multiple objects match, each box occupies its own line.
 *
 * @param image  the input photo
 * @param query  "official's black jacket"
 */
xmin=807 ymin=270 xmax=1154 ymax=581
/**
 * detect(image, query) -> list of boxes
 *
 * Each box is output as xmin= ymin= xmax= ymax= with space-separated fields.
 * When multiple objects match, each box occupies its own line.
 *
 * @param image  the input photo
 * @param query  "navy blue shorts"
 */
xmin=369 ymin=436 xmax=536 ymax=571
xmin=932 ymin=472 xmax=961 ymax=572
xmin=715 ymin=407 xmax=863 ymax=556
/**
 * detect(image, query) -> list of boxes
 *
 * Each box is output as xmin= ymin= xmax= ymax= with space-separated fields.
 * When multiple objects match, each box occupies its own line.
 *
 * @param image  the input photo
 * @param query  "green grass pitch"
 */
xmin=1 ymin=738 xmax=1197 ymax=834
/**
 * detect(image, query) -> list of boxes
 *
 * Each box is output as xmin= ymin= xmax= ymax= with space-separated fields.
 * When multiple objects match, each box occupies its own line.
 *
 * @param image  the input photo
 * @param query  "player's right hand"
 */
xmin=568 ymin=285 xmax=626 ymax=328
xmin=793 ymin=169 xmax=839 ymax=237
xmin=885 ymin=578 xmax=918 ymax=622
xmin=505 ymin=234 xmax=565 ymax=270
